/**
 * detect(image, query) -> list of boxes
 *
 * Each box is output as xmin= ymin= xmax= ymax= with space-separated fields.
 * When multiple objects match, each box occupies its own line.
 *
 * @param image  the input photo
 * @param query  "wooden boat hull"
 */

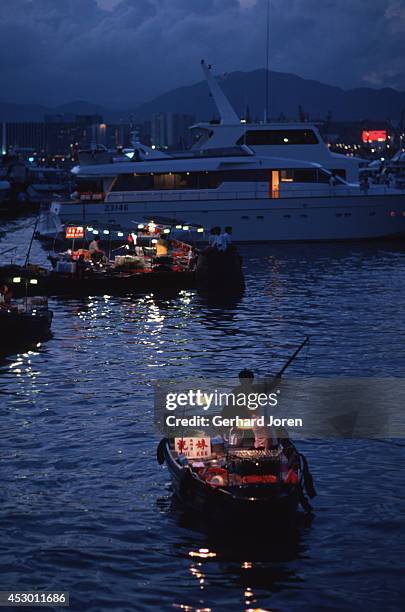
xmin=159 ymin=439 xmax=300 ymax=528
xmin=0 ymin=309 xmax=53 ymax=355
xmin=0 ymin=266 xmax=197 ymax=298
xmin=196 ymin=248 xmax=245 ymax=293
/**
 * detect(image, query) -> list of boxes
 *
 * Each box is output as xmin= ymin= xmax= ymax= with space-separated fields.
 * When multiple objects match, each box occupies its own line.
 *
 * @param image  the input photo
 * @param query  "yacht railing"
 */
xmin=105 ymin=186 xmax=405 ymax=203
xmin=57 ymin=186 xmax=405 ymax=206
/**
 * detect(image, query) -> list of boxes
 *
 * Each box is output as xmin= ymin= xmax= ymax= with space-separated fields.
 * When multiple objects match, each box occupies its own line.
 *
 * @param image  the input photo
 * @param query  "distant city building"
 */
xmin=1 ymin=115 xmax=105 ymax=157
xmin=151 ymin=113 xmax=195 ymax=149
xmin=0 ymin=115 xmax=165 ymax=159
xmin=1 ymin=122 xmax=48 ymax=155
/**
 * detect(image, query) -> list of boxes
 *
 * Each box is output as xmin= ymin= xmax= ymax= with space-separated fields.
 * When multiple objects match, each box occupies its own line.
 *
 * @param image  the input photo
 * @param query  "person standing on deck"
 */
xmin=208 ymin=227 xmax=221 ymax=248
xmin=217 ymin=226 xmax=233 ymax=252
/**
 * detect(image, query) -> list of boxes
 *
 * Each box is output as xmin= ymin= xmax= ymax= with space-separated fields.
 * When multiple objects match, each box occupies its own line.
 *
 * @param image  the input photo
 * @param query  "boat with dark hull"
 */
xmin=157 ymin=438 xmax=315 ymax=529
xmin=0 ymin=307 xmax=53 ymax=356
xmin=0 ymin=264 xmax=197 ymax=298
xmin=196 ymin=247 xmax=245 ymax=293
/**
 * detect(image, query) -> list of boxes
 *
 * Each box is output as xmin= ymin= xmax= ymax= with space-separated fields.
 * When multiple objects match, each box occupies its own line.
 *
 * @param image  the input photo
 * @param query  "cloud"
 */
xmin=0 ymin=0 xmax=403 ymax=108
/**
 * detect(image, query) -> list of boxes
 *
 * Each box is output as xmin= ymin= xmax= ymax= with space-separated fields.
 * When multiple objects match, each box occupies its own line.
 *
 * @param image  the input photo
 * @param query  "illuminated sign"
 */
xmin=174 ymin=437 xmax=211 ymax=459
xmin=65 ymin=226 xmax=84 ymax=239
xmin=362 ymin=130 xmax=387 ymax=143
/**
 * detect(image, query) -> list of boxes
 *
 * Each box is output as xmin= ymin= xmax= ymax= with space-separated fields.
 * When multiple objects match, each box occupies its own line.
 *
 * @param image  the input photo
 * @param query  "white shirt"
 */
xmin=217 ymin=232 xmax=232 ymax=251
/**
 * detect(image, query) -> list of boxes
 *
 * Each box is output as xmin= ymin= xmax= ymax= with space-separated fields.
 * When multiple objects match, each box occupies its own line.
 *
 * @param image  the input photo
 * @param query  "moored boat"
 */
xmin=0 ymin=301 xmax=53 ymax=356
xmin=196 ymin=246 xmax=245 ymax=292
xmin=0 ymin=264 xmax=197 ymax=298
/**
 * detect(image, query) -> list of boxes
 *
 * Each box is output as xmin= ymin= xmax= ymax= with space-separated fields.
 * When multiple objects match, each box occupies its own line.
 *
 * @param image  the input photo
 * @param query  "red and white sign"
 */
xmin=65 ymin=226 xmax=84 ymax=239
xmin=362 ymin=130 xmax=387 ymax=143
xmin=175 ymin=437 xmax=211 ymax=459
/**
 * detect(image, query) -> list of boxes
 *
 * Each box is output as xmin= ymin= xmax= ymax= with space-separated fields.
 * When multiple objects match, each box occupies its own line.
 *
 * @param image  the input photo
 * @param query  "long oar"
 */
xmin=24 ymin=216 xmax=39 ymax=268
xmin=275 ymin=336 xmax=310 ymax=378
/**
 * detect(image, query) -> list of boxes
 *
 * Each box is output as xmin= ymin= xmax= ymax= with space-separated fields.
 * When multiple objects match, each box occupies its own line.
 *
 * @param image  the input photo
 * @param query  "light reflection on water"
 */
xmin=0 ymin=218 xmax=404 ymax=611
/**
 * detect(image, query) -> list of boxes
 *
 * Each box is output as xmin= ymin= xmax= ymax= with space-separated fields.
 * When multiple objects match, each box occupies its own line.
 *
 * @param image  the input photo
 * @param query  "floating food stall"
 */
xmin=157 ymin=436 xmax=315 ymax=527
xmin=1 ymin=222 xmax=200 ymax=298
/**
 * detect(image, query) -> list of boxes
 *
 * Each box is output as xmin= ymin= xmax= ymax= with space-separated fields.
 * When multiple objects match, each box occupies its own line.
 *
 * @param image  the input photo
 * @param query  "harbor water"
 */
xmin=0 ymin=217 xmax=404 ymax=611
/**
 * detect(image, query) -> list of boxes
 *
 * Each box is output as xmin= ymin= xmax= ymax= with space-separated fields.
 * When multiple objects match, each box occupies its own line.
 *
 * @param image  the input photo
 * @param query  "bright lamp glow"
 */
xmin=12 ymin=277 xmax=21 ymax=283
xmin=197 ymin=227 xmax=204 ymax=233
xmin=138 ymin=224 xmax=144 ymax=229
xmin=163 ymin=228 xmax=170 ymax=234
xmin=117 ymin=231 xmax=124 ymax=237
xmin=182 ymin=225 xmax=189 ymax=230
xmin=87 ymin=226 xmax=94 ymax=232
xmin=93 ymin=230 xmax=99 ymax=235
xmin=29 ymin=279 xmax=38 ymax=285
xmin=103 ymin=230 xmax=110 ymax=235
xmin=175 ymin=224 xmax=182 ymax=229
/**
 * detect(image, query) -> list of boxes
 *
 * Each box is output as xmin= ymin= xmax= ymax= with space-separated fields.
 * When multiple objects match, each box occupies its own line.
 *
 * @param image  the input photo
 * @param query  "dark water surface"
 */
xmin=0 ymin=218 xmax=404 ymax=611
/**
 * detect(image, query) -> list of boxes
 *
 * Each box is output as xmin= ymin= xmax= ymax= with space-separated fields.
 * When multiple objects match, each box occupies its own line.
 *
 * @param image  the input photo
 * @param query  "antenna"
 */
xmin=265 ymin=0 xmax=270 ymax=123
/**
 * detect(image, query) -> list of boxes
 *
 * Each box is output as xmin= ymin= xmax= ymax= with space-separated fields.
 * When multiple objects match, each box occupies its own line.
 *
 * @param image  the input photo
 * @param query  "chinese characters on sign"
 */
xmin=174 ymin=437 xmax=211 ymax=459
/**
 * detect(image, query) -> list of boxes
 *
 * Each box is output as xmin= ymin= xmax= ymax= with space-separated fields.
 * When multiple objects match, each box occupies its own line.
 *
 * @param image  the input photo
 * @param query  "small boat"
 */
xmin=0 ymin=301 xmax=53 ymax=356
xmin=196 ymin=246 xmax=245 ymax=293
xmin=0 ymin=264 xmax=197 ymax=298
xmin=1 ymin=221 xmax=205 ymax=298
xmin=157 ymin=437 xmax=315 ymax=528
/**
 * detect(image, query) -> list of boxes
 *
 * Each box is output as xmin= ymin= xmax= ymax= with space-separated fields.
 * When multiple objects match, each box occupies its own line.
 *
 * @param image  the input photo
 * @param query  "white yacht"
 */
xmin=41 ymin=61 xmax=405 ymax=242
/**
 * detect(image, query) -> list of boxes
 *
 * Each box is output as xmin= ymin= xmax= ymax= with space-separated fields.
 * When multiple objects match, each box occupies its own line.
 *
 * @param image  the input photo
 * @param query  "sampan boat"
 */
xmin=196 ymin=246 xmax=245 ymax=293
xmin=0 ymin=265 xmax=197 ymax=298
xmin=157 ymin=437 xmax=315 ymax=527
xmin=0 ymin=306 xmax=53 ymax=356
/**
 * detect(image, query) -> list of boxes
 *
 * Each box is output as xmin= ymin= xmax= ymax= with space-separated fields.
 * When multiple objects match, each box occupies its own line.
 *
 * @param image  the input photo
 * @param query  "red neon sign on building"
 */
xmin=362 ymin=130 xmax=387 ymax=143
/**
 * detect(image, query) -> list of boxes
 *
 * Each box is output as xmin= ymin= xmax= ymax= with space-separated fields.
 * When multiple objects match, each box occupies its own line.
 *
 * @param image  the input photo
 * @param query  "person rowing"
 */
xmin=223 ymin=337 xmax=309 ymax=449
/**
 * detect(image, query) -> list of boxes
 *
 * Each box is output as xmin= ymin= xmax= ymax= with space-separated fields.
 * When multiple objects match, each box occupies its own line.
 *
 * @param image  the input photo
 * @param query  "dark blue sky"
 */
xmin=0 ymin=0 xmax=404 ymax=107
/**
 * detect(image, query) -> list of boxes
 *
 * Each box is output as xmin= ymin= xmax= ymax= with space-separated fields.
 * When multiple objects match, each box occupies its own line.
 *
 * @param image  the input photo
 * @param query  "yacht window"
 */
xmin=191 ymin=129 xmax=214 ymax=148
xmin=317 ymin=169 xmax=332 ymax=183
xmin=293 ymin=169 xmax=318 ymax=183
xmin=280 ymin=170 xmax=294 ymax=182
xmin=111 ymin=172 xmax=221 ymax=191
xmin=77 ymin=179 xmax=104 ymax=192
xmin=331 ymin=169 xmax=347 ymax=181
xmin=112 ymin=174 xmax=153 ymax=190
xmin=237 ymin=130 xmax=319 ymax=146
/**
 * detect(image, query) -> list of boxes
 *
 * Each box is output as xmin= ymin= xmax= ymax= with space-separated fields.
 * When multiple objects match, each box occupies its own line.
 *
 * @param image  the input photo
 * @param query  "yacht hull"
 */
xmin=43 ymin=193 xmax=405 ymax=242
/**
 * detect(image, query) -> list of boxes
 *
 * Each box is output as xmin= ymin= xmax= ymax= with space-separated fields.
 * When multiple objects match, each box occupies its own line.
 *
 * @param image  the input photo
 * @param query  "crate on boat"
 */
xmin=56 ymin=261 xmax=76 ymax=274
xmin=114 ymin=255 xmax=144 ymax=269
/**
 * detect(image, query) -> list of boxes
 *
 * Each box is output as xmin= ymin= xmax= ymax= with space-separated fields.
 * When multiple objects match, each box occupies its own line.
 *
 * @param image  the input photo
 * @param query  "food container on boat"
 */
xmin=56 ymin=261 xmax=76 ymax=274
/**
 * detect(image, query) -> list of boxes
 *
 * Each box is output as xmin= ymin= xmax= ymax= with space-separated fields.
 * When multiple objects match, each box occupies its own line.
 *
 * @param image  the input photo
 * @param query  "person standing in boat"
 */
xmin=156 ymin=233 xmax=169 ymax=258
xmin=0 ymin=283 xmax=13 ymax=308
xmin=217 ymin=226 xmax=233 ymax=252
xmin=223 ymin=368 xmax=283 ymax=448
xmin=208 ymin=227 xmax=221 ymax=248
xmin=89 ymin=238 xmax=105 ymax=263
